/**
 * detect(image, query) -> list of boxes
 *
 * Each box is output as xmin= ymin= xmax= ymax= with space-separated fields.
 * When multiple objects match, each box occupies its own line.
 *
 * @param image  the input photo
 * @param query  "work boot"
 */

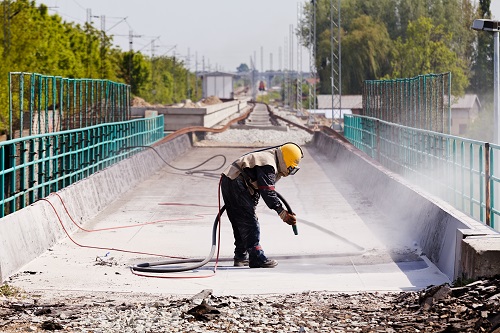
xmin=248 ymin=245 xmax=278 ymax=268
xmin=233 ymin=253 xmax=249 ymax=267
xmin=249 ymin=258 xmax=278 ymax=268
xmin=233 ymin=258 xmax=249 ymax=267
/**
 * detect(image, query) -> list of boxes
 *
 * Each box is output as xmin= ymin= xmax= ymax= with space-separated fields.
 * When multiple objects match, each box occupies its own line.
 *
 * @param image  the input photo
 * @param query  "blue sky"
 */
xmin=35 ymin=0 xmax=500 ymax=73
xmin=36 ymin=0 xmax=310 ymax=73
xmin=492 ymin=0 xmax=500 ymax=19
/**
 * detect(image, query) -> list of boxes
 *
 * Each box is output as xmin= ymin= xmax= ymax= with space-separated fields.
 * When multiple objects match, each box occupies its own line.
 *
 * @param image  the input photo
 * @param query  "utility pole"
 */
xmin=128 ymin=29 xmax=141 ymax=92
xmin=261 ymin=46 xmax=264 ymax=93
xmin=100 ymin=15 xmax=106 ymax=78
xmin=172 ymin=49 xmax=177 ymax=101
xmin=284 ymin=36 xmax=288 ymax=108
xmin=151 ymin=38 xmax=159 ymax=97
xmin=289 ymin=24 xmax=294 ymax=109
xmin=279 ymin=46 xmax=282 ymax=71
xmin=330 ymin=0 xmax=342 ymax=128
xmin=91 ymin=14 xmax=106 ymax=78
xmin=309 ymin=0 xmax=317 ymax=121
xmin=86 ymin=8 xmax=93 ymax=77
xmin=129 ymin=29 xmax=142 ymax=52
xmin=261 ymin=46 xmax=264 ymax=74
xmin=297 ymin=3 xmax=303 ymax=114
xmin=187 ymin=47 xmax=191 ymax=99
xmin=195 ymin=51 xmax=198 ymax=99
xmin=250 ymin=55 xmax=256 ymax=100
xmin=253 ymin=51 xmax=257 ymax=72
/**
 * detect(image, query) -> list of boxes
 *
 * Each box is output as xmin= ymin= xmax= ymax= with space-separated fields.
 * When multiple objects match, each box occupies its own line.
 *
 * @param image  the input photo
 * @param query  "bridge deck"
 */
xmin=9 ymin=145 xmax=449 ymax=296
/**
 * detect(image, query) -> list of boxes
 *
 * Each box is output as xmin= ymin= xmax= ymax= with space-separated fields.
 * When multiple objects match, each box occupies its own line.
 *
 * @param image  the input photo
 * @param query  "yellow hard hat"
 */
xmin=280 ymin=143 xmax=303 ymax=174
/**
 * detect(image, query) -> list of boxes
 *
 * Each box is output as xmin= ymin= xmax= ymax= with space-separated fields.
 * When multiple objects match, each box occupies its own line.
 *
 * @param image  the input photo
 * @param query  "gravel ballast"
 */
xmin=197 ymin=128 xmax=313 ymax=147
xmin=0 ymin=277 xmax=499 ymax=332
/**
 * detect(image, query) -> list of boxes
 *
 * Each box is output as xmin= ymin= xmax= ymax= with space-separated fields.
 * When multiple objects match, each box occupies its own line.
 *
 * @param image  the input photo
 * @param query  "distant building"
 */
xmin=201 ymin=71 xmax=235 ymax=100
xmin=317 ymin=95 xmax=363 ymax=115
xmin=448 ymin=94 xmax=481 ymax=136
xmin=317 ymin=94 xmax=481 ymax=135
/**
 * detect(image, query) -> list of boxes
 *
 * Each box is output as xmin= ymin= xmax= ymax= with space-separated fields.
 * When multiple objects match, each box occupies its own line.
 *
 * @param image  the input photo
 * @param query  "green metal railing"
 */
xmin=363 ymin=73 xmax=451 ymax=134
xmin=9 ymin=72 xmax=130 ymax=139
xmin=344 ymin=114 xmax=499 ymax=231
xmin=1 ymin=116 xmax=164 ymax=218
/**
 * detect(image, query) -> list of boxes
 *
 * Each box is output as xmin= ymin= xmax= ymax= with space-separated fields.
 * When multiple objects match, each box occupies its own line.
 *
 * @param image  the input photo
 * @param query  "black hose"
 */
xmin=132 ymin=205 xmax=226 ymax=273
xmin=131 ymin=191 xmax=295 ymax=273
xmin=276 ymin=191 xmax=298 ymax=235
xmin=118 ymin=145 xmax=227 ymax=173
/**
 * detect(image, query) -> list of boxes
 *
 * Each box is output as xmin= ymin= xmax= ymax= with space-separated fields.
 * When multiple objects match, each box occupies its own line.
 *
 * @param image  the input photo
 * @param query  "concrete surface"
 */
xmin=131 ymin=98 xmax=250 ymax=131
xmin=313 ymin=132 xmax=500 ymax=280
xmin=7 ymin=144 xmax=451 ymax=296
xmin=0 ymin=135 xmax=192 ymax=282
xmin=231 ymin=103 xmax=288 ymax=131
xmin=461 ymin=235 xmax=500 ymax=279
xmin=4 ymin=128 xmax=500 ymax=298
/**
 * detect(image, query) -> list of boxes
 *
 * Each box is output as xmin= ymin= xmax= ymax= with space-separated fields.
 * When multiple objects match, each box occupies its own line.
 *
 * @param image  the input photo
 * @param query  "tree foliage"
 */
xmin=0 ymin=0 xmax=199 ymax=134
xmin=237 ymin=63 xmax=250 ymax=73
xmin=299 ymin=0 xmax=483 ymax=96
xmin=470 ymin=0 xmax=493 ymax=100
xmin=389 ymin=17 xmax=469 ymax=95
xmin=341 ymin=15 xmax=392 ymax=94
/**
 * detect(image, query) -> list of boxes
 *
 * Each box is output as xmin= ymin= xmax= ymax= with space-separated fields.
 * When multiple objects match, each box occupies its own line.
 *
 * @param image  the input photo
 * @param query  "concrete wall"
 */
xmin=132 ymin=98 xmax=250 ymax=131
xmin=312 ymin=132 xmax=499 ymax=280
xmin=0 ymin=135 xmax=193 ymax=282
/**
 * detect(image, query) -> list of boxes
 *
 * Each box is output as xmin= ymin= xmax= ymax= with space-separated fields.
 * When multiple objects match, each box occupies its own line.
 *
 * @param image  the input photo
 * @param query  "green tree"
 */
xmin=343 ymin=0 xmax=400 ymax=39
xmin=298 ymin=0 xmax=478 ymax=97
xmin=470 ymin=0 xmax=493 ymax=100
xmin=142 ymin=55 xmax=175 ymax=104
xmin=341 ymin=15 xmax=392 ymax=94
xmin=117 ymin=51 xmax=150 ymax=95
xmin=137 ymin=54 xmax=201 ymax=105
xmin=237 ymin=63 xmax=249 ymax=73
xmin=389 ymin=17 xmax=468 ymax=96
xmin=0 ymin=0 xmax=209 ymax=134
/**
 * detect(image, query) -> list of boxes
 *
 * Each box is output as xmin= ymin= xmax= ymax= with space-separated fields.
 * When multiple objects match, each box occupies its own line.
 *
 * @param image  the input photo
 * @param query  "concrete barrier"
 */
xmin=0 ymin=135 xmax=192 ymax=282
xmin=313 ymin=131 xmax=499 ymax=280
xmin=2 ymin=130 xmax=497 ymax=283
xmin=132 ymin=98 xmax=250 ymax=131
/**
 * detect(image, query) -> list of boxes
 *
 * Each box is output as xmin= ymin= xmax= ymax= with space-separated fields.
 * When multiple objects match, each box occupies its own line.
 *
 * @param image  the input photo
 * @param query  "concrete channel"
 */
xmin=1 ymin=103 xmax=498 ymax=297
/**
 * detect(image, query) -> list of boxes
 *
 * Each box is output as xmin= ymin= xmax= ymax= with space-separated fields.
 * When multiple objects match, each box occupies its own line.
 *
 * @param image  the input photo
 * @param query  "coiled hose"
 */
xmin=131 ymin=191 xmax=295 ymax=273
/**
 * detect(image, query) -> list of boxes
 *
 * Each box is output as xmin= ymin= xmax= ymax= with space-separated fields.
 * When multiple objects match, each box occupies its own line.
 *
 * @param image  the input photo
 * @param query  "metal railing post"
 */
xmin=484 ymin=143 xmax=490 ymax=226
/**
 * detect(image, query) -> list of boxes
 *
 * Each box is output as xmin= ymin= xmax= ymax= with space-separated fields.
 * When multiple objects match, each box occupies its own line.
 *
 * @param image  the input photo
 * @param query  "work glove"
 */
xmin=279 ymin=209 xmax=297 ymax=225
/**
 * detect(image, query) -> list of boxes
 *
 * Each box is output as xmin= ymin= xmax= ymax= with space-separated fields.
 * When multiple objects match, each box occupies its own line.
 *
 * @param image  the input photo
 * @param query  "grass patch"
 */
xmin=0 ymin=284 xmax=22 ymax=297
xmin=453 ymin=276 xmax=477 ymax=287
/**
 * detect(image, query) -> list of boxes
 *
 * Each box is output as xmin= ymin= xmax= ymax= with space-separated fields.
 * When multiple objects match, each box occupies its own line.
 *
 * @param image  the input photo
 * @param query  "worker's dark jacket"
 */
xmin=221 ymin=148 xmax=290 ymax=257
xmin=222 ymin=148 xmax=289 ymax=214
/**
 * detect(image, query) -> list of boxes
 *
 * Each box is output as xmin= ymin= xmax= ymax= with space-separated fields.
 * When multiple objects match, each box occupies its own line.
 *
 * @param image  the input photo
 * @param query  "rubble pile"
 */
xmin=201 ymin=96 xmax=223 ymax=105
xmin=181 ymin=99 xmax=199 ymax=108
xmin=131 ymin=96 xmax=153 ymax=107
xmin=393 ymin=278 xmax=500 ymax=332
xmin=0 ymin=277 xmax=498 ymax=332
xmin=135 ymin=96 xmax=222 ymax=109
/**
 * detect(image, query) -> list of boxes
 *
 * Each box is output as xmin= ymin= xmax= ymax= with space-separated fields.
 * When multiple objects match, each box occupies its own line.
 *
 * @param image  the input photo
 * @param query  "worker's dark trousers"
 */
xmin=220 ymin=175 xmax=267 ymax=263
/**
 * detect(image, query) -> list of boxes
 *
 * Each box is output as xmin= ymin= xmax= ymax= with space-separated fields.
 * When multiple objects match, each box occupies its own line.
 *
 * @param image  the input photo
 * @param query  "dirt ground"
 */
xmin=0 ymin=276 xmax=498 ymax=332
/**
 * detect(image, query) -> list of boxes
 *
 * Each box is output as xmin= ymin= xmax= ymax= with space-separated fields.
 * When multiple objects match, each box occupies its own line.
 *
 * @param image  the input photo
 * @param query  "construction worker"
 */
xmin=220 ymin=142 xmax=303 ymax=268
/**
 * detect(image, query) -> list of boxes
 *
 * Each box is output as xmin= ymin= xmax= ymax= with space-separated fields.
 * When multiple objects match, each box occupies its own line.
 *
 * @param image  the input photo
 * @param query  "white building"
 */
xmin=201 ymin=72 xmax=234 ymax=100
